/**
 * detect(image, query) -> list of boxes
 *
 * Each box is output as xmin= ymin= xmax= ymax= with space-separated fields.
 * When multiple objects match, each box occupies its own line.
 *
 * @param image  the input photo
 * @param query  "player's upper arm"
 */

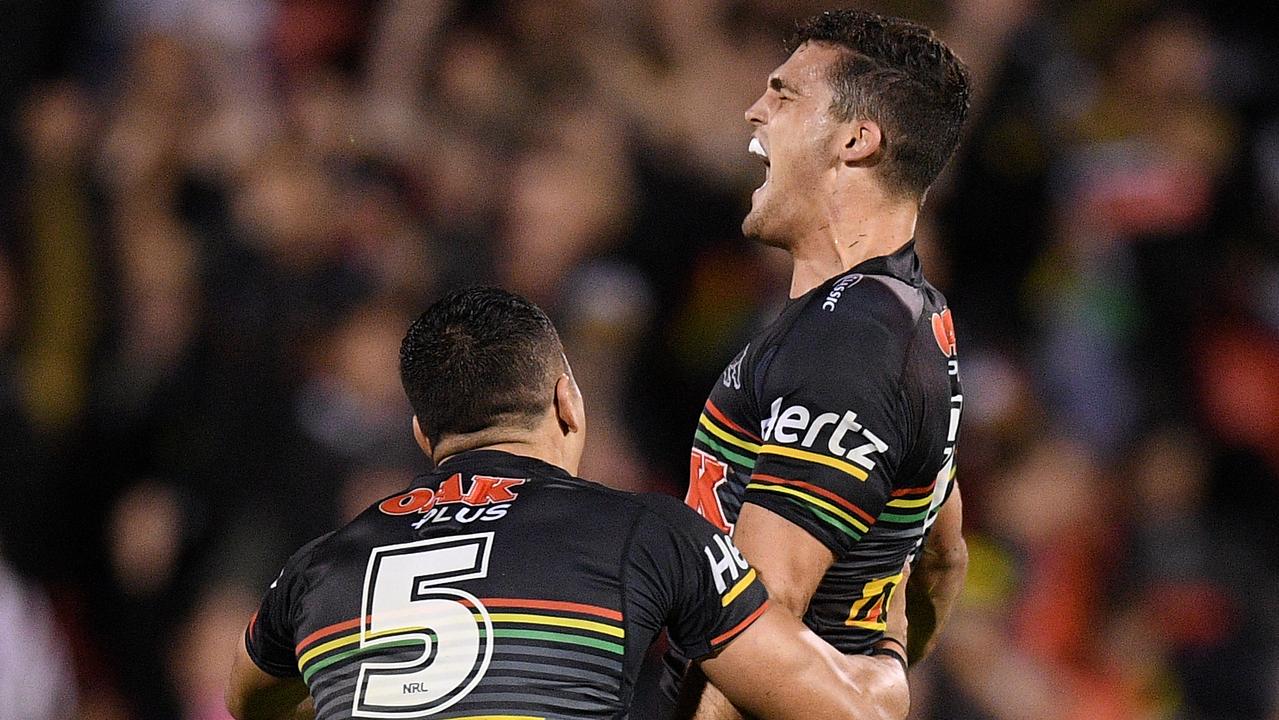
xmin=630 ymin=496 xmax=770 ymax=661
xmin=229 ymin=534 xmax=330 ymax=718
xmin=698 ymin=603 xmax=909 ymax=720
xmin=227 ymin=640 xmax=311 ymax=720
xmin=922 ymin=482 xmax=966 ymax=569
xmin=740 ymin=280 xmax=913 ymax=598
xmin=731 ymin=502 xmax=833 ymax=616
xmin=905 ymin=482 xmax=967 ymax=664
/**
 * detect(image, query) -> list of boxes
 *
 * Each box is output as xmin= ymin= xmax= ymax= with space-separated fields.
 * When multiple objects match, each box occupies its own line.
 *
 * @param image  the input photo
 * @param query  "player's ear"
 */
xmin=553 ymin=365 xmax=585 ymax=437
xmin=839 ymin=119 xmax=883 ymax=166
xmin=411 ymin=416 xmax=433 ymax=457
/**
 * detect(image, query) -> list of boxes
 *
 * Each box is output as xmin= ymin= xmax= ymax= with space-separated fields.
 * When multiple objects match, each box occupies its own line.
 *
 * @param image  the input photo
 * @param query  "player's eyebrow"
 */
xmin=769 ymin=76 xmax=801 ymax=95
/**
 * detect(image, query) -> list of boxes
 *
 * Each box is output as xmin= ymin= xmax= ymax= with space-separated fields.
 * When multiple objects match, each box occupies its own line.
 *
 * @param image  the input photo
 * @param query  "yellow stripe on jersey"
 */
xmin=482 ymin=613 xmax=624 ymax=638
xmin=745 ymin=483 xmax=871 ymax=534
xmin=297 ymin=625 xmax=425 ymax=667
xmin=698 ymin=415 xmax=762 ymax=454
xmin=722 ymin=568 xmax=757 ymax=607
xmin=757 ymin=444 xmax=870 ymax=481
xmin=886 ymin=494 xmax=934 ymax=509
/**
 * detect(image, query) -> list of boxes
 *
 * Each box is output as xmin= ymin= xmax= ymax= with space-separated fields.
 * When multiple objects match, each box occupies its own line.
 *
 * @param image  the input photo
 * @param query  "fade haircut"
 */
xmin=788 ymin=9 xmax=971 ymax=200
xmin=400 ymin=287 xmax=565 ymax=445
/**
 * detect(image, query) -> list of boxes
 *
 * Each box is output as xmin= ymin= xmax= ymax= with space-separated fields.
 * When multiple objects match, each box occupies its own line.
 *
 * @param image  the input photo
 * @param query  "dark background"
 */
xmin=1 ymin=0 xmax=1277 ymax=718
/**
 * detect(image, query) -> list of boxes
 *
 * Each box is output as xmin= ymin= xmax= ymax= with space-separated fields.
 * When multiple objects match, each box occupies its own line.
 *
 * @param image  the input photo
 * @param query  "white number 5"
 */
xmin=353 ymin=533 xmax=495 ymax=718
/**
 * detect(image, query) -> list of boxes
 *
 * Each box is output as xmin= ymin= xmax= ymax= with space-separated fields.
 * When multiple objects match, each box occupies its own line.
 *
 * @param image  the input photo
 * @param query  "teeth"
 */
xmin=749 ymin=137 xmax=767 ymax=159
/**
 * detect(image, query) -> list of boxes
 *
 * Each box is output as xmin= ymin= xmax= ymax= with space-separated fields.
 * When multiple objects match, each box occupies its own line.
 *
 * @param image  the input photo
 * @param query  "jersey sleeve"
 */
xmin=244 ymin=534 xmax=330 ymax=678
xmin=745 ymin=279 xmax=913 ymax=556
xmin=629 ymin=496 xmax=769 ymax=661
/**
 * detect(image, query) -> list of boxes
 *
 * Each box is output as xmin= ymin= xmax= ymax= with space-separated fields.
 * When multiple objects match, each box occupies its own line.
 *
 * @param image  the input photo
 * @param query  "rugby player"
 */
xmin=225 ymin=287 xmax=910 ymax=720
xmin=669 ymin=9 xmax=972 ymax=718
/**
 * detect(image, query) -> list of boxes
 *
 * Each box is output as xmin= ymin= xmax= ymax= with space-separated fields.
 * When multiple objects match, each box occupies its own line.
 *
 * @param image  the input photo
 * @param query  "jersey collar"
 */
xmin=846 ymin=239 xmax=924 ymax=286
xmin=417 ymin=448 xmax=576 ymax=486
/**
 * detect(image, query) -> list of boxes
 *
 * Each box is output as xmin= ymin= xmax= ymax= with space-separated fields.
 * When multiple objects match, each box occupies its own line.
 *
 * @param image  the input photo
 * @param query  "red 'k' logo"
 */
xmin=687 ymin=449 xmax=732 ymax=533
xmin=931 ymin=309 xmax=957 ymax=357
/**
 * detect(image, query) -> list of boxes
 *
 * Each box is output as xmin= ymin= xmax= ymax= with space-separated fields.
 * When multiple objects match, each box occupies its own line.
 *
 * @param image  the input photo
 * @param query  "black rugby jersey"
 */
xmin=685 ymin=240 xmax=962 ymax=654
xmin=246 ymin=450 xmax=768 ymax=720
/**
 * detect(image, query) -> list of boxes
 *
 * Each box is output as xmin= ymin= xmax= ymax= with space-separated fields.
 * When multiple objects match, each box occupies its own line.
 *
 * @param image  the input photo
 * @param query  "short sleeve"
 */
xmin=745 ymin=280 xmax=913 ymax=555
xmin=244 ymin=534 xmax=330 ymax=678
xmin=629 ymin=496 xmax=769 ymax=661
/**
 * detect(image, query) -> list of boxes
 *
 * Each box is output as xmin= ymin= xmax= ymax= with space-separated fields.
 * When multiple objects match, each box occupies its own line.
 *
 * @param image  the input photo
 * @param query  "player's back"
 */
xmin=246 ymin=449 xmax=767 ymax=720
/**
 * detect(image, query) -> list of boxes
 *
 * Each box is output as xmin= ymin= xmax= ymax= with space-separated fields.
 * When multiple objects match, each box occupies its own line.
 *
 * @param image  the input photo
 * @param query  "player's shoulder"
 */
xmin=771 ymin=271 xmax=923 ymax=375
xmin=273 ymin=530 xmax=338 ymax=587
xmin=292 ymin=530 xmax=338 ymax=565
xmin=530 ymin=480 xmax=716 ymax=549
xmin=800 ymin=271 xmax=923 ymax=336
xmin=631 ymin=492 xmax=722 ymax=542
xmin=555 ymin=480 xmax=689 ymax=524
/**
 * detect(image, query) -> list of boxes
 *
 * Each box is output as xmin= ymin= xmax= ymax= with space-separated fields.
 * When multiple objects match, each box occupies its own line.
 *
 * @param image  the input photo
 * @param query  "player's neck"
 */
xmin=433 ymin=429 xmax=578 ymax=476
xmin=787 ymin=194 xmax=918 ymax=299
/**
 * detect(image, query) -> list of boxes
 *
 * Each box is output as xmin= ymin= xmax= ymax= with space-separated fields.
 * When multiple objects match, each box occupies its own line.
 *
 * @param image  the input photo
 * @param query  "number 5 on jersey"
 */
xmin=354 ymin=533 xmax=495 ymax=718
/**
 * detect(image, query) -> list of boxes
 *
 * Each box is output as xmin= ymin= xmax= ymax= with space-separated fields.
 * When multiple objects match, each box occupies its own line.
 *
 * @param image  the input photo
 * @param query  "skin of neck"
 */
xmin=428 ymin=417 xmax=573 ymax=476
xmin=787 ymin=178 xmax=920 ymax=298
xmin=418 ymin=373 xmax=586 ymax=476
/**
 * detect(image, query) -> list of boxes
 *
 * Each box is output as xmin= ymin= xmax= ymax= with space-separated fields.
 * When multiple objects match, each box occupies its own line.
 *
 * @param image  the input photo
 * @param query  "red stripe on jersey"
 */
xmin=477 ymin=598 xmax=623 ymax=622
xmin=890 ymin=478 xmax=937 ymax=498
xmin=296 ymin=598 xmax=623 ymax=653
xmin=295 ymin=616 xmax=370 ymax=653
xmin=706 ymin=401 xmax=762 ymax=442
xmin=751 ymin=474 xmax=877 ymax=525
xmin=711 ymin=601 xmax=770 ymax=648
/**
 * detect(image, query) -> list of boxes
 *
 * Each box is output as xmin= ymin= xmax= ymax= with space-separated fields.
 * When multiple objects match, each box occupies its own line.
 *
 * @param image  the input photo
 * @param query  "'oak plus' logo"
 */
xmin=380 ymin=474 xmax=525 ymax=526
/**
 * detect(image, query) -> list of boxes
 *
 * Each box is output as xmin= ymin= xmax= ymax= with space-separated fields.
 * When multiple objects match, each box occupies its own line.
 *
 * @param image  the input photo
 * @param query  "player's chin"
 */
xmin=742 ymin=203 xmax=783 ymax=247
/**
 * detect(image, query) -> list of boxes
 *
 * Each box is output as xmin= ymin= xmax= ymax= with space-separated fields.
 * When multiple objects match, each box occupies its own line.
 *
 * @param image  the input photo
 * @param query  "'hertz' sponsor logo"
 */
xmin=703 ymin=534 xmax=750 ymax=597
xmin=759 ymin=398 xmax=889 ymax=477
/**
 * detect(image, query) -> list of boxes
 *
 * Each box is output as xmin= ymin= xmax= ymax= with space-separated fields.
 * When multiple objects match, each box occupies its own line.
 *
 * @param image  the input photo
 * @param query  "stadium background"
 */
xmin=1 ymin=0 xmax=1277 ymax=717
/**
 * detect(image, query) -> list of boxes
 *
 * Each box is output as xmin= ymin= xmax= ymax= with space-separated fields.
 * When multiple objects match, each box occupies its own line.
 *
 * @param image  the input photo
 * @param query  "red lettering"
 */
xmin=435 ymin=473 xmax=465 ymax=503
xmin=932 ymin=309 xmax=957 ymax=357
xmin=379 ymin=488 xmax=435 ymax=515
xmin=465 ymin=476 xmax=526 ymax=505
xmin=687 ymin=449 xmax=732 ymax=532
xmin=379 ymin=473 xmax=527 ymax=517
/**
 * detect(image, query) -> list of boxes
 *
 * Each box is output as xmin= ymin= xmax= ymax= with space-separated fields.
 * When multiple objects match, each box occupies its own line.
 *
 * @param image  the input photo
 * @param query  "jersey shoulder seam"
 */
xmin=864 ymin=276 xmax=928 ymax=483
xmin=292 ymin=530 xmax=338 ymax=625
xmin=630 ymin=493 xmax=706 ymax=538
xmin=760 ymin=274 xmax=917 ymax=393
xmin=615 ymin=504 xmax=649 ymax=707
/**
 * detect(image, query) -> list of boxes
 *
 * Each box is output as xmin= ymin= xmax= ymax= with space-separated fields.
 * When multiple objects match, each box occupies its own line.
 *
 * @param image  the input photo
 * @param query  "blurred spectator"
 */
xmin=0 ymin=555 xmax=77 ymax=720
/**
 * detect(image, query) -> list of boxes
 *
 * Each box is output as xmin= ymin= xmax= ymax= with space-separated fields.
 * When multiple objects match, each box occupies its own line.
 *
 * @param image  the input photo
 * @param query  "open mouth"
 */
xmin=749 ymin=137 xmax=770 ymax=191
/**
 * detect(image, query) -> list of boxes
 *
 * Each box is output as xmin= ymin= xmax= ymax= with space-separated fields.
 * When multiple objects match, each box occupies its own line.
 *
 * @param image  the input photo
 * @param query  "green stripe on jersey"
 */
xmin=878 ymin=509 xmax=929 ymax=524
xmin=808 ymin=505 xmax=864 ymax=541
xmin=492 ymin=629 xmax=624 ymax=655
xmin=694 ymin=430 xmax=757 ymax=469
xmin=302 ymin=638 xmax=423 ymax=683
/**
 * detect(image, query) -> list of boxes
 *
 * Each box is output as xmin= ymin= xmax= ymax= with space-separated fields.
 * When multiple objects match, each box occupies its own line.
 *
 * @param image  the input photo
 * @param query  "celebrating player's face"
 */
xmin=742 ymin=43 xmax=847 ymax=247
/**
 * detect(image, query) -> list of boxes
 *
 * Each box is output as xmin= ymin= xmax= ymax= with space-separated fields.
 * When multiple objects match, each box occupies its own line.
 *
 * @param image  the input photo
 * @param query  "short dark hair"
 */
xmin=399 ymin=287 xmax=565 ymax=445
xmin=788 ymin=9 xmax=971 ymax=199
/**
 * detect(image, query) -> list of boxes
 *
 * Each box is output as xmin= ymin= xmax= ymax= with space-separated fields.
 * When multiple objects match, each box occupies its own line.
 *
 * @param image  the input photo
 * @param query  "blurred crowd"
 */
xmin=1 ymin=0 xmax=1278 ymax=718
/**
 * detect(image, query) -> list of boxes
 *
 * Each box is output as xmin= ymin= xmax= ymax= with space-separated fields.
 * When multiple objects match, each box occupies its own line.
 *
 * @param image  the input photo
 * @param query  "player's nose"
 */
xmin=745 ymin=95 xmax=767 ymax=125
